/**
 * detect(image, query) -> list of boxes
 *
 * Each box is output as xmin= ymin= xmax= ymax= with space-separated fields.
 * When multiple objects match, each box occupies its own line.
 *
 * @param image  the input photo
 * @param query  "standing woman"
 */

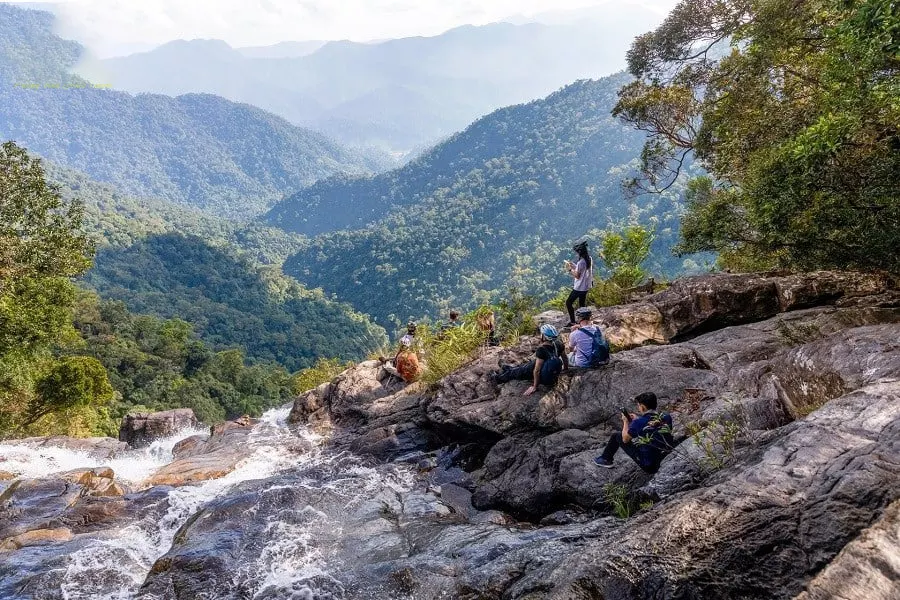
xmin=564 ymin=241 xmax=593 ymax=327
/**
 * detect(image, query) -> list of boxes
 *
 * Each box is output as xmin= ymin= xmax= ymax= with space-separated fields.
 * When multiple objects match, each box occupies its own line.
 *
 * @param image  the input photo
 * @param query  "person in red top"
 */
xmin=394 ymin=342 xmax=421 ymax=382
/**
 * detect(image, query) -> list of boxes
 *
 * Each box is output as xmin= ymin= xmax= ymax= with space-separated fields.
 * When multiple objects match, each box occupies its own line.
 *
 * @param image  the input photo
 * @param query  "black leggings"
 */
xmin=566 ymin=289 xmax=588 ymax=324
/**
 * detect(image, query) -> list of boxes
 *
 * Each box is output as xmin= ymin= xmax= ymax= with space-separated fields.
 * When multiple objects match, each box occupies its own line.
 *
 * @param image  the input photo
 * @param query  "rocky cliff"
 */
xmin=1 ymin=271 xmax=898 ymax=599
xmin=281 ymin=271 xmax=900 ymax=597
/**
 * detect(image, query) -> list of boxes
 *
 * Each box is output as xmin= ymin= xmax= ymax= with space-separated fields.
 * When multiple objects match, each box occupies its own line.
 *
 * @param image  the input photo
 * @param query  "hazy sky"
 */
xmin=20 ymin=0 xmax=679 ymax=57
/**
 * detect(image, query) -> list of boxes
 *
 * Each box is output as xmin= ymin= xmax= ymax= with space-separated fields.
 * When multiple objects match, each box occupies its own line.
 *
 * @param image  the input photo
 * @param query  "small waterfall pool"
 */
xmin=0 ymin=406 xmax=415 ymax=600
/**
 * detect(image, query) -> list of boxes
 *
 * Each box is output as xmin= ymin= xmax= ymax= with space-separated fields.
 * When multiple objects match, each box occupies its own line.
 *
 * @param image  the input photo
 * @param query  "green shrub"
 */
xmin=419 ymin=321 xmax=488 ymax=385
xmin=291 ymin=358 xmax=352 ymax=395
xmin=586 ymin=280 xmax=626 ymax=308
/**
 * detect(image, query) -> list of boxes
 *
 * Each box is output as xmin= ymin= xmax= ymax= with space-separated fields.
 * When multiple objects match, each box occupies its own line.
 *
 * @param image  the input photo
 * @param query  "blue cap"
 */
xmin=539 ymin=324 xmax=559 ymax=340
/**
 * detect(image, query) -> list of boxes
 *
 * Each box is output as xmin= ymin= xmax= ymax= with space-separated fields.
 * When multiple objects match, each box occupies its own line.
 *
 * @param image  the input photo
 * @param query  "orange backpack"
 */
xmin=395 ymin=351 xmax=421 ymax=382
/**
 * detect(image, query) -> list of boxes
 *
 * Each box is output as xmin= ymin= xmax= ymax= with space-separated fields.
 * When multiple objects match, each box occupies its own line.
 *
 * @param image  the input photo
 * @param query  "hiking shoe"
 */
xmin=594 ymin=457 xmax=614 ymax=468
xmin=491 ymin=371 xmax=510 ymax=384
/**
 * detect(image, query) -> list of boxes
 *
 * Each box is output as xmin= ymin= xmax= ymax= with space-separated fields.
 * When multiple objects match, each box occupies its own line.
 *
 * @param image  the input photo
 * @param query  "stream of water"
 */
xmin=0 ymin=406 xmax=415 ymax=599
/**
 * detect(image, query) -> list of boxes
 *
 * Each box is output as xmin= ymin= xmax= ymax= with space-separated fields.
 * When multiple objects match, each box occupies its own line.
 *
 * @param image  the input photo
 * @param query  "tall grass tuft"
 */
xmin=290 ymin=358 xmax=351 ymax=395
xmin=419 ymin=321 xmax=488 ymax=385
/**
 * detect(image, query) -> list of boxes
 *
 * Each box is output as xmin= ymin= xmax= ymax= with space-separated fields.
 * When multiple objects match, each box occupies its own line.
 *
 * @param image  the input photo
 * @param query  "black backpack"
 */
xmin=539 ymin=342 xmax=564 ymax=386
xmin=638 ymin=411 xmax=675 ymax=457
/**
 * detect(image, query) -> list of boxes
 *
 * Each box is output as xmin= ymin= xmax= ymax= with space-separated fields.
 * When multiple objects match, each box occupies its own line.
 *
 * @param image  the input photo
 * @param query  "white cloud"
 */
xmin=25 ymin=0 xmax=679 ymax=57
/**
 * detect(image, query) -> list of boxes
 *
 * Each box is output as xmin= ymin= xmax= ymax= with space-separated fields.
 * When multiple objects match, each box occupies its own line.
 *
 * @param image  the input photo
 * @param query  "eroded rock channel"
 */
xmin=2 ymin=272 xmax=898 ymax=599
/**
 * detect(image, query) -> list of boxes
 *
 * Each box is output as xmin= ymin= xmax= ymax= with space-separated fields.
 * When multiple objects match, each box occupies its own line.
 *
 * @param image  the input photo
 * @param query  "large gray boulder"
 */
xmin=119 ymin=409 xmax=199 ymax=448
xmin=288 ymin=292 xmax=900 ymax=521
xmin=288 ymin=360 xmax=439 ymax=460
xmin=279 ymin=271 xmax=900 ymax=597
xmin=506 ymin=380 xmax=900 ymax=599
xmin=538 ymin=270 xmax=897 ymax=350
xmin=795 ymin=499 xmax=900 ymax=600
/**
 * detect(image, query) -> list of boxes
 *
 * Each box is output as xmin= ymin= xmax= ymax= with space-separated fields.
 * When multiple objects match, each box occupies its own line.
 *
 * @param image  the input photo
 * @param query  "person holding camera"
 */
xmin=564 ymin=241 xmax=594 ymax=327
xmin=594 ymin=392 xmax=674 ymax=474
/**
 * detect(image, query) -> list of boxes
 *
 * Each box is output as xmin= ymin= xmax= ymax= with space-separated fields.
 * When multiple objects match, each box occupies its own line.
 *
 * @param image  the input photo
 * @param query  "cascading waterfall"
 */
xmin=0 ymin=425 xmax=210 ymax=485
xmin=0 ymin=407 xmax=416 ymax=600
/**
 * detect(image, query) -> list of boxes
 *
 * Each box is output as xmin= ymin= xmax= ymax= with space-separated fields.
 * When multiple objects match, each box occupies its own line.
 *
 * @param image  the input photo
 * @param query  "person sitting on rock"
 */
xmin=442 ymin=310 xmax=461 ymax=331
xmin=492 ymin=324 xmax=569 ymax=396
xmin=594 ymin=392 xmax=674 ymax=473
xmin=566 ymin=307 xmax=610 ymax=368
xmin=381 ymin=336 xmax=421 ymax=383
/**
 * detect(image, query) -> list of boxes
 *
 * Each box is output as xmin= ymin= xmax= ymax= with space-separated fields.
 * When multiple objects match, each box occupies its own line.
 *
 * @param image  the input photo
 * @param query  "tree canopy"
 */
xmin=277 ymin=75 xmax=702 ymax=324
xmin=0 ymin=141 xmax=95 ymax=435
xmin=614 ymin=0 xmax=899 ymax=271
xmin=0 ymin=141 xmax=92 ymax=362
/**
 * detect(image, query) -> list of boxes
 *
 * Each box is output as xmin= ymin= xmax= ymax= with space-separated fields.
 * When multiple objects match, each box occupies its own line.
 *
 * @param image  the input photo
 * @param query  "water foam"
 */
xmin=0 ymin=425 xmax=209 ymax=484
xmin=5 ymin=404 xmax=416 ymax=600
xmin=54 ymin=408 xmax=331 ymax=599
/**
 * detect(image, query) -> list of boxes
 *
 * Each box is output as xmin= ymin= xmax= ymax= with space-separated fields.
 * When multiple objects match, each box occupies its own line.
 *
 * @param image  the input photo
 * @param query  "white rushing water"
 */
xmin=0 ymin=425 xmax=210 ymax=484
xmin=1 ymin=405 xmax=414 ymax=600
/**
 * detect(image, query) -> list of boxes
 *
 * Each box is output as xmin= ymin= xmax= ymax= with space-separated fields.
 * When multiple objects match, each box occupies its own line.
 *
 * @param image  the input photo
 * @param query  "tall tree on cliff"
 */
xmin=614 ymin=0 xmax=899 ymax=271
xmin=0 ymin=141 xmax=98 ymax=435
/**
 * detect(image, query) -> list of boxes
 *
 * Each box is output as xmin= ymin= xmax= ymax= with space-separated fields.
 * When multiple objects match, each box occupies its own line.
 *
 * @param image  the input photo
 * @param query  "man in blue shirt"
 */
xmin=594 ymin=392 xmax=674 ymax=474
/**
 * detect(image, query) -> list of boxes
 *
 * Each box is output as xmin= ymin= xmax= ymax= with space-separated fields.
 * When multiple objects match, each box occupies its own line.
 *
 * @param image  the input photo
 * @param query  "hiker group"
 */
xmin=380 ymin=239 xmax=675 ymax=475
xmin=488 ymin=239 xmax=674 ymax=475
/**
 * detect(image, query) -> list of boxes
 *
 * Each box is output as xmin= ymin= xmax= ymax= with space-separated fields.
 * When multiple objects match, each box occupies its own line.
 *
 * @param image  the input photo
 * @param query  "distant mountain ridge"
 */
xmin=0 ymin=4 xmax=389 ymax=218
xmin=270 ymin=74 xmax=695 ymax=324
xmin=81 ymin=10 xmax=663 ymax=151
xmin=237 ymin=40 xmax=326 ymax=59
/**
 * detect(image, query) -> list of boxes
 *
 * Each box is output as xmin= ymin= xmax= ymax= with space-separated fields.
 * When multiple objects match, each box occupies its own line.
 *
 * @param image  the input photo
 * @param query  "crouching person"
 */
xmin=491 ymin=324 xmax=569 ymax=396
xmin=594 ymin=392 xmax=673 ymax=474
xmin=381 ymin=336 xmax=422 ymax=383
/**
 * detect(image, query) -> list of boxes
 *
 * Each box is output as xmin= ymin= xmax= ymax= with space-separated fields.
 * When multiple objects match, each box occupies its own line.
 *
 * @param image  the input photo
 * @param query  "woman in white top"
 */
xmin=564 ymin=241 xmax=594 ymax=326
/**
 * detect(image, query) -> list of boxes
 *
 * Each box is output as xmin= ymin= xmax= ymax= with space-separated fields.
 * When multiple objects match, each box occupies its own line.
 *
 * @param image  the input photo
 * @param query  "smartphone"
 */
xmin=621 ymin=407 xmax=632 ymax=421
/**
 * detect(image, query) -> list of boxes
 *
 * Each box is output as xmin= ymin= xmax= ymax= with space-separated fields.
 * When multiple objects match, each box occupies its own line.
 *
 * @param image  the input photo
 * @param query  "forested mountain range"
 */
xmin=272 ymin=74 xmax=699 ymax=324
xmin=0 ymin=4 xmax=389 ymax=218
xmin=80 ymin=9 xmax=661 ymax=152
xmin=35 ymin=162 xmax=389 ymax=371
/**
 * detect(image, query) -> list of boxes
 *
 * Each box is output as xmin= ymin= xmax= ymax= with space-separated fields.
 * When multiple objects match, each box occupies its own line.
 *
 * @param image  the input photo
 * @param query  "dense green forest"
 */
xmin=615 ymin=0 xmax=899 ymax=272
xmin=266 ymin=73 xmax=640 ymax=235
xmin=274 ymin=74 xmax=704 ymax=324
xmin=0 ymin=4 xmax=390 ymax=218
xmin=84 ymin=233 xmax=387 ymax=372
xmin=0 ymin=141 xmax=379 ymax=438
xmin=48 ymin=162 xmax=307 ymax=266
xmin=68 ymin=290 xmax=298 ymax=430
xmin=39 ymin=161 xmax=388 ymax=371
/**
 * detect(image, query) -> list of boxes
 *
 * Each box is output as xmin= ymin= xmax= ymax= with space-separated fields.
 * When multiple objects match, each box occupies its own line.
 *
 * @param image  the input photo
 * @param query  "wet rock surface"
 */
xmin=146 ymin=419 xmax=259 ymax=486
xmin=1 ymin=271 xmax=898 ymax=599
xmin=119 ymin=409 xmax=200 ymax=448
